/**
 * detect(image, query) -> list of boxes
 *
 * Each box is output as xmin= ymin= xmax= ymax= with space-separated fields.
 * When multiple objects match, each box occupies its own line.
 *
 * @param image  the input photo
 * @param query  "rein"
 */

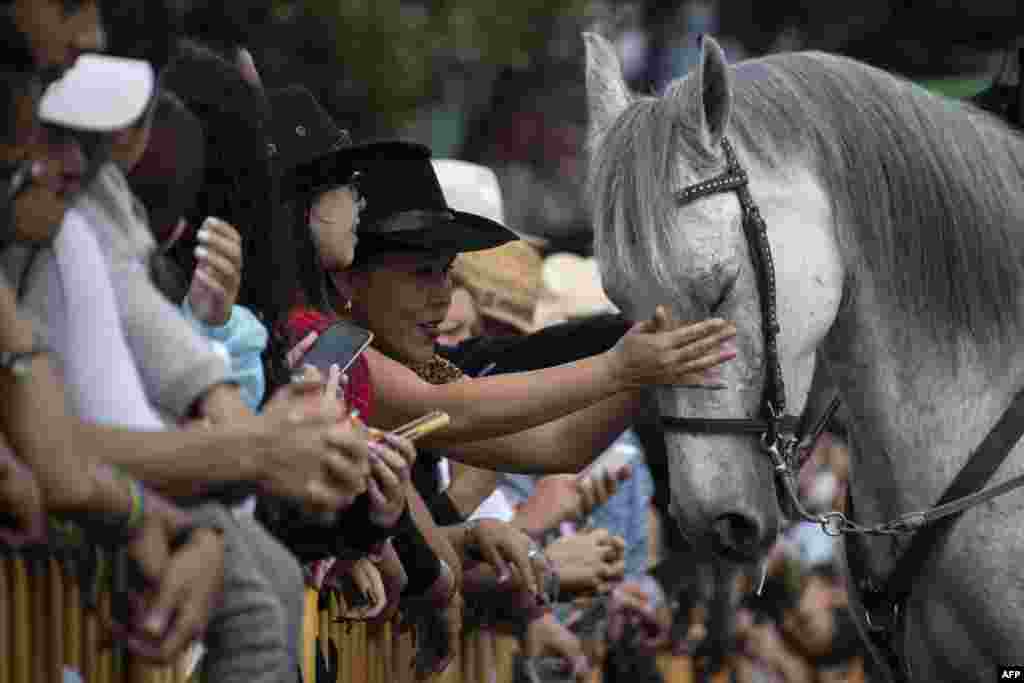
xmin=659 ymin=137 xmax=1024 ymax=683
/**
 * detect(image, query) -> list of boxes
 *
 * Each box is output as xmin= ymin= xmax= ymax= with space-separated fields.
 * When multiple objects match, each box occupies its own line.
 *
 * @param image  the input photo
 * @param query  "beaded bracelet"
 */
xmin=69 ymin=467 xmax=146 ymax=547
xmin=112 ymin=467 xmax=146 ymax=538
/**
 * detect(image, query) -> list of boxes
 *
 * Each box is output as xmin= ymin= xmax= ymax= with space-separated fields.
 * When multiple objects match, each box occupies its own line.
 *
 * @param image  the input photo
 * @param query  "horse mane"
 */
xmin=589 ymin=50 xmax=1024 ymax=350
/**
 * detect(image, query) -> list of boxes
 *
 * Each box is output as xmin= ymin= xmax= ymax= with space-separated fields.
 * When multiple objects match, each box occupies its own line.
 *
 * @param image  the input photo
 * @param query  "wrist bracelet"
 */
xmin=111 ymin=467 xmax=146 ymax=538
xmin=68 ymin=469 xmax=146 ymax=547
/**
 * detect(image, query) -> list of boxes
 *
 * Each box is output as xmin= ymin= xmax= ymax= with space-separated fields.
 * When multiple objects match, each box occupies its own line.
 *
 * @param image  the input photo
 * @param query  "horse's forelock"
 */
xmin=588 ymin=83 xmax=712 ymax=307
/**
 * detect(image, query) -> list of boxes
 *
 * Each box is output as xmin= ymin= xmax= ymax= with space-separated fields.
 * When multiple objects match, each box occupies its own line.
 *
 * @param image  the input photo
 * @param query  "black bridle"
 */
xmin=659 ymin=136 xmax=1024 ymax=683
xmin=660 ymin=137 xmax=812 ymax=508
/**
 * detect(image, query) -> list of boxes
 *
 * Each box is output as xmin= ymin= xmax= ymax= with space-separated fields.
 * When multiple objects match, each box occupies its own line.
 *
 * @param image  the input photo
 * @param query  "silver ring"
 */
xmin=527 ymin=547 xmax=541 ymax=560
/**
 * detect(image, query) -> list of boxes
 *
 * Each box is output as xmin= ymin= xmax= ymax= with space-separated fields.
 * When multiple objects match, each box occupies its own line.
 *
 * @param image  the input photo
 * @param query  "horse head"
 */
xmin=584 ymin=33 xmax=844 ymax=563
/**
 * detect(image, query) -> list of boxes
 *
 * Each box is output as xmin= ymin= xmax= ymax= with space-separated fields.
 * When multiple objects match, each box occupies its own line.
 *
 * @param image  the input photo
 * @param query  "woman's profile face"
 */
xmin=310 ymin=184 xmax=362 ymax=271
xmin=347 ymin=251 xmax=457 ymax=364
xmin=1 ymin=83 xmax=86 ymax=243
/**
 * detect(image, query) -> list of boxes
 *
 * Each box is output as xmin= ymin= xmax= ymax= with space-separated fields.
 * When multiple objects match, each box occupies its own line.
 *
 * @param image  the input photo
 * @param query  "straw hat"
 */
xmin=534 ymin=252 xmax=619 ymax=329
xmin=432 ymin=159 xmax=549 ymax=333
xmin=453 ymin=241 xmax=545 ymax=334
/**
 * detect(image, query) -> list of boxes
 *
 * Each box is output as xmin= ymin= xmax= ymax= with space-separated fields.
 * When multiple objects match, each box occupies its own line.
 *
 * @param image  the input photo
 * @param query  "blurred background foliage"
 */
xmin=184 ymin=0 xmax=1023 ymax=249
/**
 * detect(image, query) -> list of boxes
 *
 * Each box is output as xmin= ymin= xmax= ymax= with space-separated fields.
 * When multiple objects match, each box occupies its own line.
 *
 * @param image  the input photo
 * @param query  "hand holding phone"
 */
xmin=300 ymin=320 xmax=374 ymax=377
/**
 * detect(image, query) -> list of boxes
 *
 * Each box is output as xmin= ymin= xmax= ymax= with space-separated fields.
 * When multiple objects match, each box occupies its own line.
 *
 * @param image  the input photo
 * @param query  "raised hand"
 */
xmin=187 ymin=217 xmax=243 ymax=326
xmin=606 ymin=578 xmax=671 ymax=654
xmin=461 ymin=519 xmax=548 ymax=597
xmin=523 ymin=465 xmax=633 ymax=532
xmin=608 ymin=306 xmax=737 ymax=389
xmin=365 ymin=429 xmax=414 ymax=528
xmin=524 ymin=612 xmax=591 ymax=683
xmin=545 ymin=529 xmax=625 ymax=596
xmin=254 ymin=379 xmax=370 ymax=512
xmin=286 ymin=331 xmax=319 ymax=371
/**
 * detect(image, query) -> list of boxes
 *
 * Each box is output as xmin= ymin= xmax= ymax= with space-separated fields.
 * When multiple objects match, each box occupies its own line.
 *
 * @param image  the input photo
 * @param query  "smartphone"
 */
xmin=389 ymin=411 xmax=450 ymax=442
xmin=300 ymin=320 xmax=374 ymax=377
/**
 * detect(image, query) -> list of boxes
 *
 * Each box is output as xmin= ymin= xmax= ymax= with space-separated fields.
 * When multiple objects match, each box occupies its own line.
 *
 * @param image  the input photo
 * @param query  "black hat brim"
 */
xmin=352 ymin=210 xmax=517 ymax=266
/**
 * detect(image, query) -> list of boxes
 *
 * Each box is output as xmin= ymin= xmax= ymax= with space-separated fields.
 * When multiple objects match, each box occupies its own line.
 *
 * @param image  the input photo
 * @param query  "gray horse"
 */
xmin=584 ymin=32 xmax=1024 ymax=682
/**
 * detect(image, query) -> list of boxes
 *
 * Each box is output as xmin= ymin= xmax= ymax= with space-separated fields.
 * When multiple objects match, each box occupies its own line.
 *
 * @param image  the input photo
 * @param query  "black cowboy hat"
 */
xmin=267 ymin=85 xmax=515 ymax=260
xmin=347 ymin=141 xmax=518 ymax=267
xmin=266 ymin=84 xmax=353 ymax=197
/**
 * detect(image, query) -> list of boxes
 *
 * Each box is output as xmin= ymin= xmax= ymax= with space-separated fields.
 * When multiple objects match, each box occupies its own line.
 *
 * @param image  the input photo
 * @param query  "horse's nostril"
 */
xmin=711 ymin=513 xmax=762 ymax=560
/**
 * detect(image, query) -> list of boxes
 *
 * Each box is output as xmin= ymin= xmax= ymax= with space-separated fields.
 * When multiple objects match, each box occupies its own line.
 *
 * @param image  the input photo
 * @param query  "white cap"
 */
xmin=38 ymin=54 xmax=155 ymax=133
xmin=432 ymin=159 xmax=506 ymax=226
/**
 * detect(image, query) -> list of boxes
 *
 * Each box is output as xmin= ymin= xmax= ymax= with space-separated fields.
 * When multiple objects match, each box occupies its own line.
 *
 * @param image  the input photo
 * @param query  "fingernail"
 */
xmin=31 ymin=160 xmax=45 ymax=177
xmin=194 ymin=246 xmax=209 ymax=260
xmin=573 ymin=656 xmax=590 ymax=675
xmin=703 ymin=368 xmax=721 ymax=381
xmin=722 ymin=340 xmax=737 ymax=354
xmin=197 ymin=229 xmax=210 ymax=242
xmin=498 ymin=570 xmax=510 ymax=583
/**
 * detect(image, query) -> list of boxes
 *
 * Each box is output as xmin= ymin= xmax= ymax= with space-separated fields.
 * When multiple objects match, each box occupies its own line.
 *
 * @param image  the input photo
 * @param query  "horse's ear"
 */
xmin=685 ymin=34 xmax=732 ymax=151
xmin=584 ymin=32 xmax=631 ymax=146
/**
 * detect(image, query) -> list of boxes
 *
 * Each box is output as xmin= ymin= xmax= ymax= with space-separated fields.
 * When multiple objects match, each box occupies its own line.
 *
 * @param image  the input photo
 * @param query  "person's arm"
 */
xmin=183 ymin=302 xmax=268 ymax=414
xmin=0 ymin=283 xmax=364 ymax=508
xmin=406 ymin=482 xmax=461 ymax=582
xmin=444 ymin=392 xmax=638 ymax=474
xmin=368 ymin=311 xmax=734 ymax=448
xmin=445 ymin=462 xmax=500 ymax=518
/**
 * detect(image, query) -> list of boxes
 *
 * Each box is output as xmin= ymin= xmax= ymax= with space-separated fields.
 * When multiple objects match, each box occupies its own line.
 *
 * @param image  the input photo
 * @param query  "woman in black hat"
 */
xmin=278 ymin=99 xmax=737 ymax=473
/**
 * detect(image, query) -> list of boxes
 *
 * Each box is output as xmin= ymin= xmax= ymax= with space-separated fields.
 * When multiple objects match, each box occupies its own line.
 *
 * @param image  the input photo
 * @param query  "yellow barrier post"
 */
xmin=0 ymin=555 xmax=10 ymax=683
xmin=11 ymin=555 xmax=30 ymax=683
xmin=302 ymin=588 xmax=318 ymax=682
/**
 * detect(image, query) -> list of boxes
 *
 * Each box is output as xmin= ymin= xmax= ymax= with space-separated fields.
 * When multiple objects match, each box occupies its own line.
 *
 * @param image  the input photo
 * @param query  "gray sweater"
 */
xmin=73 ymin=163 xmax=230 ymax=419
xmin=2 ymin=163 xmax=230 ymax=420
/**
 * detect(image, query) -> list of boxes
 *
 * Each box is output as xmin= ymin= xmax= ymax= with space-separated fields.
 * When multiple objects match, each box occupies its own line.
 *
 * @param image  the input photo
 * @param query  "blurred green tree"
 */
xmin=268 ymin=0 xmax=589 ymax=132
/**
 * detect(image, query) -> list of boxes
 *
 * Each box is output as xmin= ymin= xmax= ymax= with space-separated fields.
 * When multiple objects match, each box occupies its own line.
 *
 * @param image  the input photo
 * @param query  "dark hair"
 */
xmin=0 ymin=12 xmax=39 ymax=145
xmin=128 ymin=90 xmax=205 ymax=240
xmin=289 ymin=193 xmax=329 ymax=311
xmin=182 ymin=1 xmax=272 ymax=56
xmin=101 ymin=1 xmax=182 ymax=73
xmin=160 ymin=40 xmax=295 ymax=397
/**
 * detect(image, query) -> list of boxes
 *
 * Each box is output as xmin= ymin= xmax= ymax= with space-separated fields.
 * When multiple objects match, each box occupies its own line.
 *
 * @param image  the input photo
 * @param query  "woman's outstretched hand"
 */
xmin=608 ymin=306 xmax=737 ymax=389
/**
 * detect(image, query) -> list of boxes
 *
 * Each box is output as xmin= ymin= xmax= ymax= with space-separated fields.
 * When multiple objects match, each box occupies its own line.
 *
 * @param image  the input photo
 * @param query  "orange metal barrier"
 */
xmin=1 ymin=549 xmax=187 ymax=683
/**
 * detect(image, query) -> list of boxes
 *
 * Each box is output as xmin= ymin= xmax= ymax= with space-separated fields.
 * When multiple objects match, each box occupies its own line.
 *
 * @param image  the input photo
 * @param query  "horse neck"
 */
xmin=820 ymin=287 xmax=1024 ymax=541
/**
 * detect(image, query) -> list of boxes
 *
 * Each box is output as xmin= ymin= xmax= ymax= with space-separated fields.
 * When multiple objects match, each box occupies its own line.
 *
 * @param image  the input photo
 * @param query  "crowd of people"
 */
xmin=0 ymin=2 xmax=870 ymax=683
